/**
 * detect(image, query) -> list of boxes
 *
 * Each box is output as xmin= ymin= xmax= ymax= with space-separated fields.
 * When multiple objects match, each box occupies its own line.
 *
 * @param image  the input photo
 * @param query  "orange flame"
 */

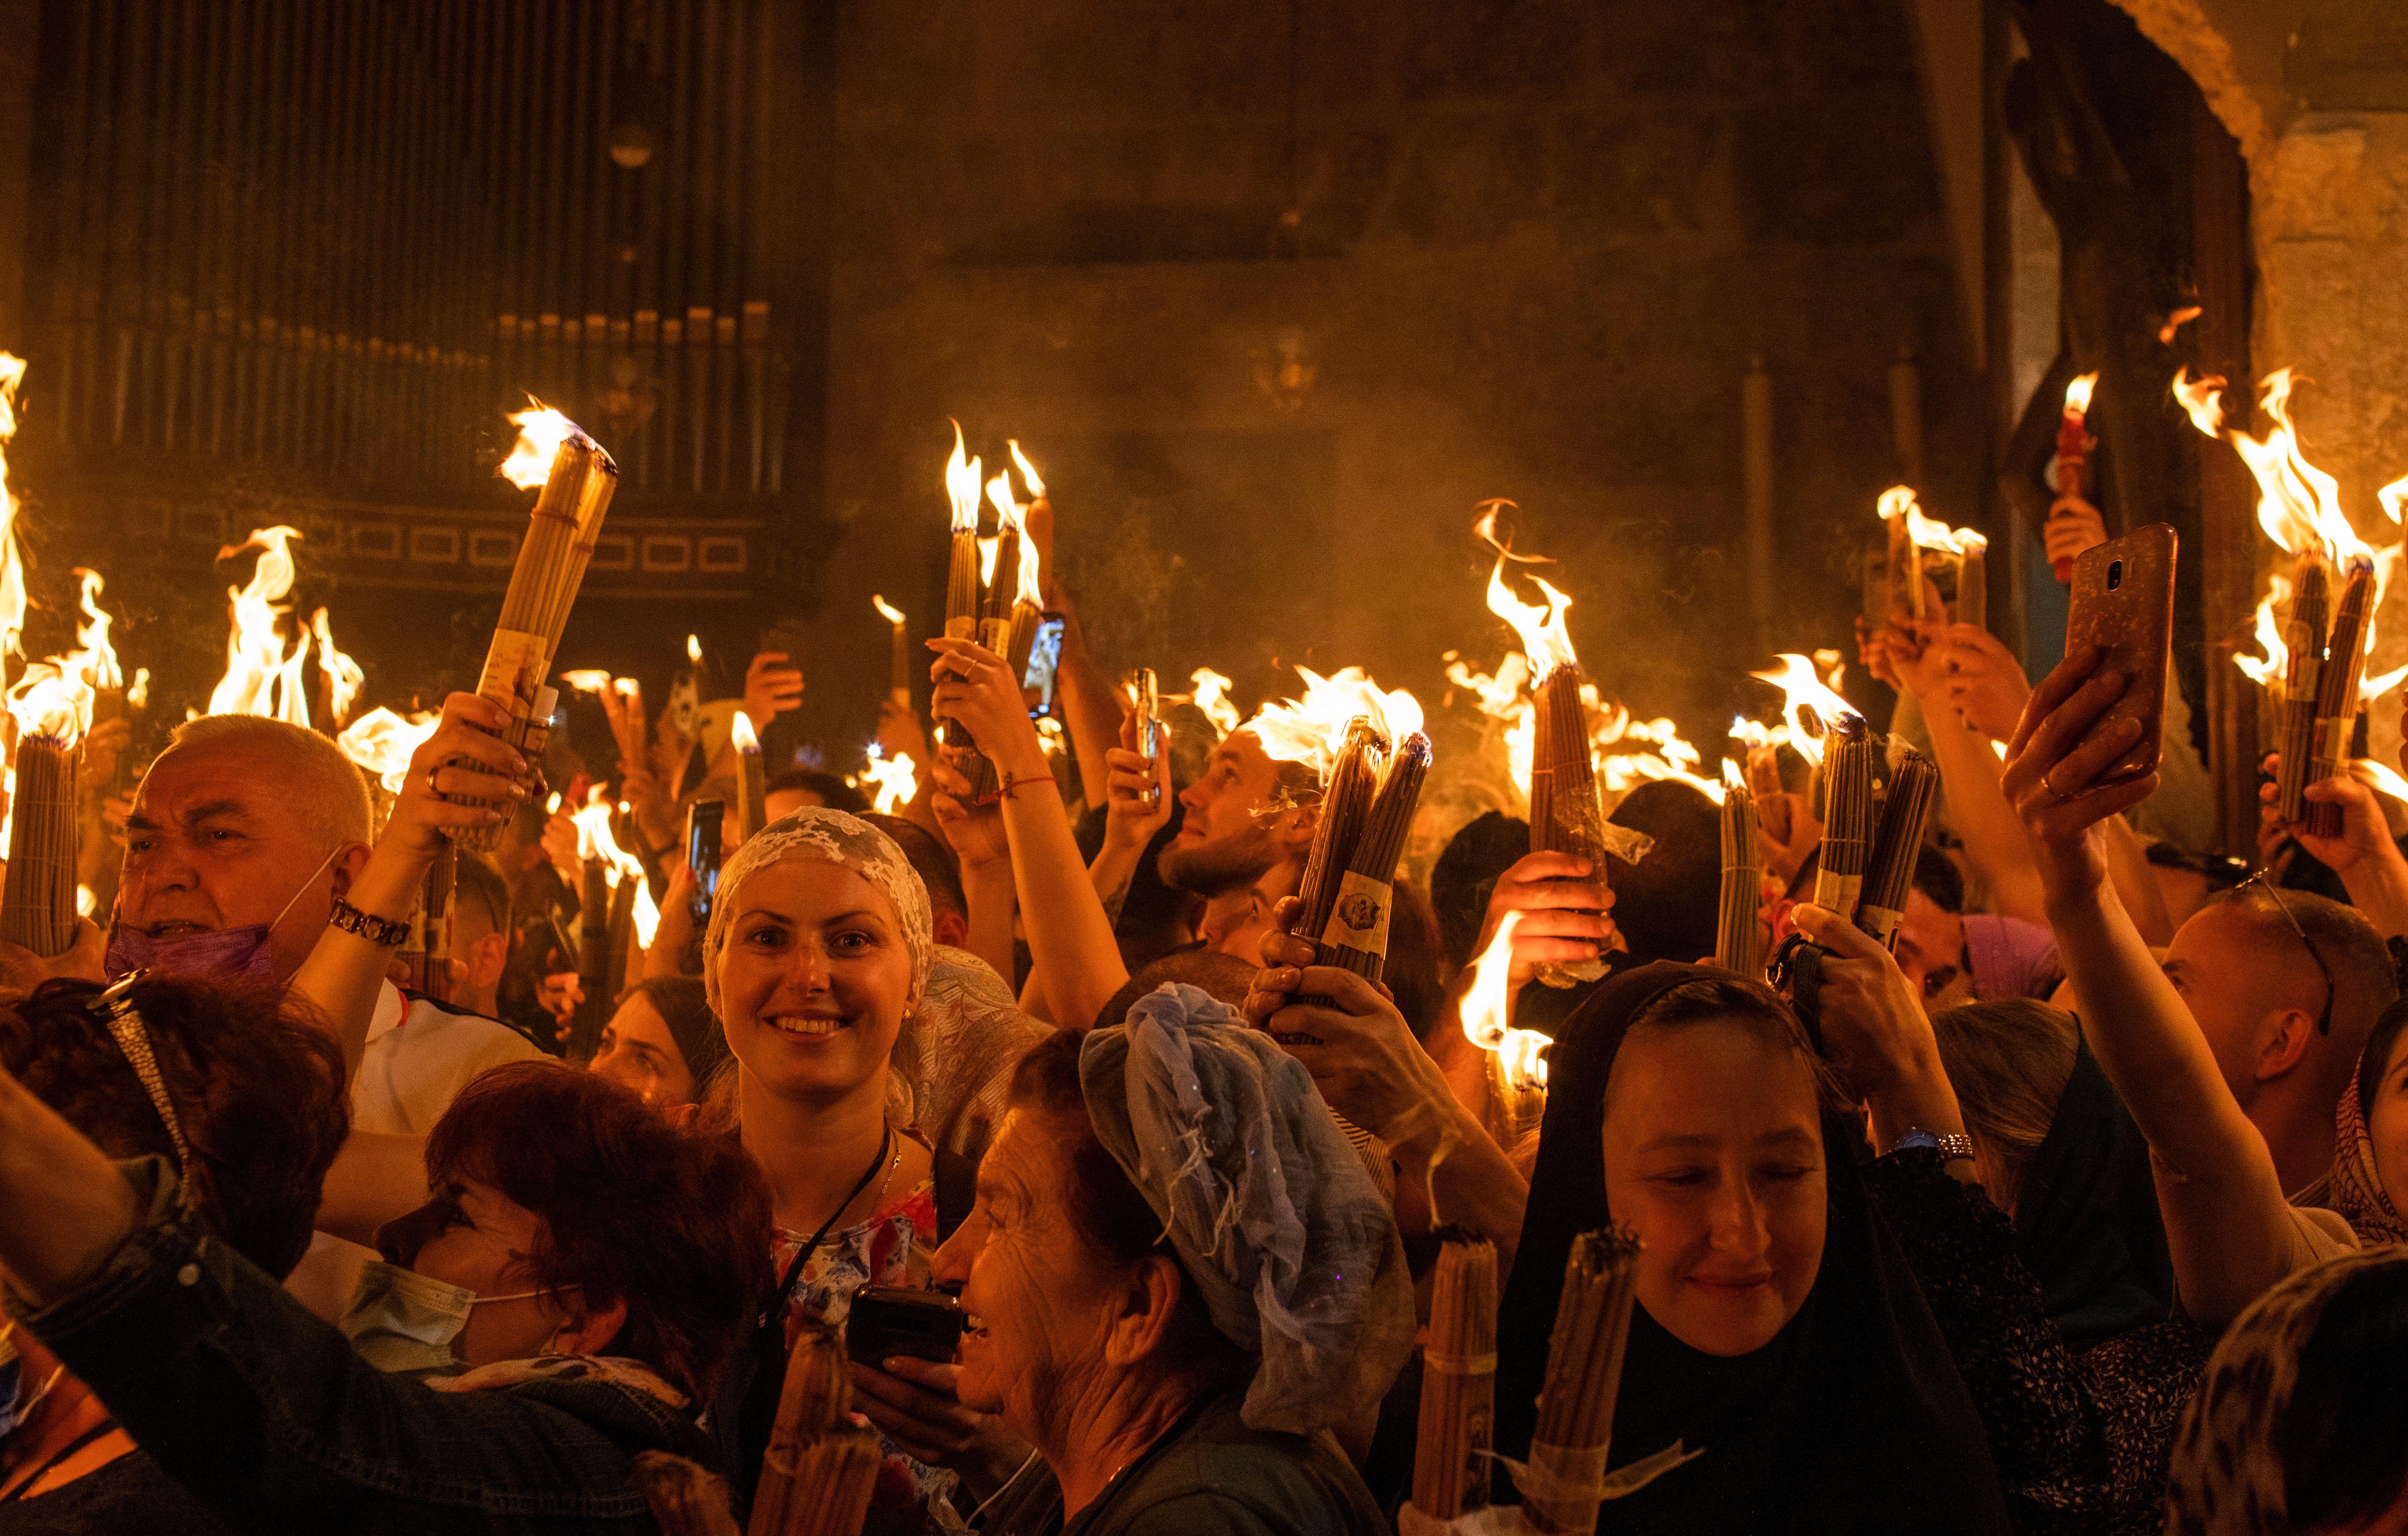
xmin=1879 ymin=484 xmax=1986 ymax=556
xmin=686 ymin=633 xmax=703 ymax=665
xmin=2063 ymin=372 xmax=2098 ymax=415
xmin=2172 ymin=367 xmax=2226 ymax=438
xmin=1246 ymin=666 xmax=1425 ymax=781
xmin=1184 ymin=667 xmax=1241 ymax=738
xmin=1014 ymin=519 xmax=1043 ymax=608
xmin=1749 ymin=654 xmax=1863 ymax=768
xmin=1461 ymin=911 xmax=1549 ymax=1091
xmin=945 ymin=421 xmax=982 ymax=535
xmin=0 ymin=354 xmax=26 ymax=661
xmin=977 ymin=535 xmax=1000 ymax=590
xmin=2235 ymin=573 xmax=2291 ymax=692
xmin=985 ymin=471 xmax=1023 ymax=532
xmin=64 ymin=569 xmax=122 ymax=697
xmin=208 ymin=527 xmax=313 ymax=725
xmin=1475 ymin=503 xmax=1579 ymax=678
xmin=574 ymin=788 xmax=657 ymax=946
xmin=559 ymin=669 xmax=615 ymax=693
xmin=871 ymin=594 xmax=906 ymax=626
xmin=311 ymin=607 xmax=363 ymax=726
xmin=861 ymin=743 xmax=916 ymax=814
xmin=730 ymin=710 xmax=759 ymax=754
xmin=337 ymin=707 xmax=441 ymax=793
xmin=5 ymin=661 xmax=92 ymax=744
xmin=498 ymin=398 xmax=579 ymax=490
xmin=1008 ymin=439 xmax=1046 ymax=501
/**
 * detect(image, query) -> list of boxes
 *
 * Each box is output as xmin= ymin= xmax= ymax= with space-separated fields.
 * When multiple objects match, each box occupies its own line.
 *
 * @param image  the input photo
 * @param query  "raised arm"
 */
xmin=290 ymin=692 xmax=524 ymax=1081
xmin=1882 ymin=607 xmax=2048 ymax=925
xmin=931 ymin=637 xmax=1128 ymax=1029
xmin=2003 ymin=645 xmax=2303 ymax=1321
xmin=2262 ymin=757 xmax=2408 ymax=939
xmin=1086 ymin=709 xmax=1175 ymax=927
xmin=930 ymin=764 xmax=1021 ymax=987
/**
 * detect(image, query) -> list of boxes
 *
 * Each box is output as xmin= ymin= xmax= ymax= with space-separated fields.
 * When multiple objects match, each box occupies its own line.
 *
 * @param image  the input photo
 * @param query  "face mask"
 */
xmin=337 ymin=1259 xmax=565 ymax=1374
xmin=105 ymin=844 xmax=345 ymax=984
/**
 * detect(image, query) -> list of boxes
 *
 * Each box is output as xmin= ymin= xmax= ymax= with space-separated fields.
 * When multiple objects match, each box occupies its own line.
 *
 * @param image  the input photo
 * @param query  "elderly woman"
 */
xmin=943 ymin=986 xmax=1412 ymax=1535
xmin=0 ymin=988 xmax=772 ymax=1531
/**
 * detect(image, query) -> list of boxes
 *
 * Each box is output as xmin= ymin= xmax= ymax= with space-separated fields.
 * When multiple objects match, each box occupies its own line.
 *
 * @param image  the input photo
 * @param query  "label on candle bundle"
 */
xmin=1857 ymin=904 xmax=1904 ymax=943
xmin=1321 ymin=871 xmax=1394 ymax=958
xmin=476 ymin=628 xmax=551 ymax=715
xmin=1812 ymin=870 xmax=1862 ymax=919
xmin=2321 ymin=713 xmax=2355 ymax=764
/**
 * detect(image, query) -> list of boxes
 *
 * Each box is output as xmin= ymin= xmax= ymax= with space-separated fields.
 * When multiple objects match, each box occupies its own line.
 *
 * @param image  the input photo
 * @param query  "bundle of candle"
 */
xmin=1811 ymin=716 xmax=1877 ymax=923
xmin=1407 ymin=1231 xmax=1499 ymax=1526
xmin=417 ymin=844 xmax=458 ymax=1003
xmin=452 ymin=401 xmax=616 ymax=851
xmin=0 ymin=667 xmax=91 ymax=959
xmin=2307 ymin=559 xmax=2377 ymax=839
xmin=1520 ymin=1227 xmax=1648 ymax=1536
xmin=565 ymin=792 xmax=656 ymax=1060
xmin=1716 ymin=764 xmax=1762 ymax=977
xmin=628 ymin=1452 xmax=740 ymax=1536
xmin=1249 ymin=668 xmax=1430 ymax=988
xmin=937 ymin=423 xmax=998 ymax=800
xmin=1855 ymin=749 xmax=1938 ymax=947
xmin=2274 ymin=555 xmax=2331 ymax=824
xmin=747 ymin=1323 xmax=882 ymax=1536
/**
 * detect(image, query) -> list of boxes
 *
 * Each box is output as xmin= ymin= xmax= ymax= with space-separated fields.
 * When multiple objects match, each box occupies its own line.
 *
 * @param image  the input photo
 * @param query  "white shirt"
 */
xmin=349 ymin=981 xmax=547 ymax=1137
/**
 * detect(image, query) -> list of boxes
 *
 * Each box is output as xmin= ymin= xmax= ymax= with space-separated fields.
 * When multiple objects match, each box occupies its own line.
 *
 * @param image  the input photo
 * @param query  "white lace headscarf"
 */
xmin=701 ymin=808 xmax=935 ymax=1020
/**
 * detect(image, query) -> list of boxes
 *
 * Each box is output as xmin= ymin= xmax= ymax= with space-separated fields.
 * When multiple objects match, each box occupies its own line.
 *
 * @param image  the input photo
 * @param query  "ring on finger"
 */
xmin=425 ymin=764 xmax=443 ymax=796
xmin=2042 ymin=767 xmax=2068 ymax=801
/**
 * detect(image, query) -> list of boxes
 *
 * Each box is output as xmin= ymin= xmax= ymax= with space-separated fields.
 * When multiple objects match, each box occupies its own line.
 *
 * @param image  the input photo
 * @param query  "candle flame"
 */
xmin=731 ymin=710 xmax=760 ymax=754
xmin=5 ymin=661 xmax=92 ymax=743
xmin=686 ymin=633 xmax=703 ymax=665
xmin=2063 ymin=372 xmax=2098 ymax=414
xmin=208 ymin=527 xmax=314 ymax=725
xmin=559 ymin=669 xmax=614 ymax=693
xmin=1724 ymin=758 xmax=1746 ymax=791
xmin=1474 ymin=502 xmax=1579 ymax=679
xmin=871 ymin=593 xmax=906 ymax=626
xmin=336 ymin=707 xmax=442 ymax=793
xmin=985 ymin=471 xmax=1023 ymax=532
xmin=1461 ymin=911 xmax=1549 ymax=1091
xmin=1878 ymin=485 xmax=1987 ymax=556
xmin=310 ymin=608 xmax=363 ymax=727
xmin=2357 ymin=758 xmax=2408 ymax=808
xmin=1008 ymin=439 xmax=1046 ymax=500
xmin=2235 ymin=572 xmax=2291 ymax=692
xmin=66 ymin=569 xmax=122 ymax=696
xmin=2172 ymin=367 xmax=2227 ymax=438
xmin=1246 ymin=666 xmax=1425 ymax=781
xmin=2159 ymin=306 xmax=2203 ymax=346
xmin=1187 ymin=667 xmax=1241 ymax=738
xmin=945 ymin=421 xmax=982 ymax=535
xmin=978 ymin=535 xmax=1000 ymax=589
xmin=1014 ymin=520 xmax=1043 ymax=608
xmin=574 ymin=789 xmax=656 ymax=946
xmin=127 ymin=668 xmax=149 ymax=711
xmin=0 ymin=354 xmax=27 ymax=663
xmin=1749 ymin=654 xmax=1862 ymax=768
xmin=498 ymin=398 xmax=582 ymax=490
xmin=2379 ymin=475 xmax=2408 ymax=527
xmin=861 ymin=743 xmax=916 ymax=814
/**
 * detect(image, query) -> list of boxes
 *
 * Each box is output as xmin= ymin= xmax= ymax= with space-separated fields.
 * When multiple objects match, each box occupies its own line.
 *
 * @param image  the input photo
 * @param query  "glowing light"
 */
xmin=730 ymin=710 xmax=759 ymax=754
xmin=574 ymin=789 xmax=656 ymax=949
xmin=986 ymin=471 xmax=1023 ymax=532
xmin=2172 ymin=368 xmax=2226 ymax=438
xmin=871 ymin=594 xmax=906 ymax=626
xmin=311 ymin=608 xmax=363 ymax=726
xmin=2063 ymin=372 xmax=2098 ymax=414
xmin=1749 ymin=654 xmax=1863 ymax=768
xmin=861 ymin=744 xmax=916 ymax=814
xmin=2235 ymin=572 xmax=2292 ymax=692
xmin=208 ymin=527 xmax=314 ymax=725
xmin=1008 ymin=439 xmax=1046 ymax=501
xmin=1879 ymin=484 xmax=1987 ymax=556
xmin=1187 ymin=667 xmax=1241 ymax=739
xmin=337 ymin=708 xmax=442 ymax=794
xmin=0 ymin=354 xmax=26 ymax=661
xmin=67 ymin=569 xmax=121 ymax=696
xmin=1245 ymin=666 xmax=1425 ymax=782
xmin=5 ymin=662 xmax=92 ymax=744
xmin=686 ymin=633 xmax=703 ymax=665
xmin=498 ymin=398 xmax=579 ymax=490
xmin=559 ymin=669 xmax=614 ymax=693
xmin=1461 ymin=911 xmax=1548 ymax=1091
xmin=945 ymin=421 xmax=982 ymax=535
xmin=1474 ymin=502 xmax=1579 ymax=679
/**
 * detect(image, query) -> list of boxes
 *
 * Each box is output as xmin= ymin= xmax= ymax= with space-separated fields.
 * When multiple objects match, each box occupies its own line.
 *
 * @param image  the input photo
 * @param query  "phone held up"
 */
xmin=846 ymin=1284 xmax=966 ymax=1367
xmin=686 ymin=799 xmax=725 ymax=928
xmin=2062 ymin=522 xmax=2177 ymax=789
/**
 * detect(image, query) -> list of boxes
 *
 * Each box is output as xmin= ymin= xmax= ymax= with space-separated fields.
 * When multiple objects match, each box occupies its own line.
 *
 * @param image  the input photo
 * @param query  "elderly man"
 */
xmin=113 ymin=715 xmax=543 ymax=1134
xmin=1157 ymin=729 xmax=1317 ymax=962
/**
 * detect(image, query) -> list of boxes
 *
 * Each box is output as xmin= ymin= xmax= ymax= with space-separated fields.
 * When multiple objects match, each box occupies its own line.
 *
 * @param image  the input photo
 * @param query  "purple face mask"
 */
xmin=105 ymin=844 xmax=346 ymax=984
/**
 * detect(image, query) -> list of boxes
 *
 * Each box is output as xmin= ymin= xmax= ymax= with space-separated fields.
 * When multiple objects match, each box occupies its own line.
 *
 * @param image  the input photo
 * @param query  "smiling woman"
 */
xmin=1494 ymin=964 xmax=2014 ymax=1535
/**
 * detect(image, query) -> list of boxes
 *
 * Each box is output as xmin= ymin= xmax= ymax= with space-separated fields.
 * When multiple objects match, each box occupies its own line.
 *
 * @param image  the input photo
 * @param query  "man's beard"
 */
xmin=1156 ymin=825 xmax=1279 ymax=897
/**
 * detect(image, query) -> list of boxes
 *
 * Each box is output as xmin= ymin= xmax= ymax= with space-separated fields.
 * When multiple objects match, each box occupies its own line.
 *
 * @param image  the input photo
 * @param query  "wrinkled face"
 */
xmin=119 ymin=744 xmax=348 ymax=981
xmin=1891 ymin=891 xmax=1972 ymax=1009
xmin=2163 ymin=904 xmax=2312 ymax=1106
xmin=716 ymin=861 xmax=912 ymax=1107
xmin=2369 ymin=1029 xmax=2408 ymax=1213
xmin=591 ymin=993 xmax=698 ymax=1107
xmin=1603 ymin=1018 xmax=1828 ymax=1358
xmin=934 ymin=1108 xmax=1124 ymax=1439
xmin=377 ymin=1178 xmax=580 ymax=1367
xmin=1159 ymin=732 xmax=1281 ymax=896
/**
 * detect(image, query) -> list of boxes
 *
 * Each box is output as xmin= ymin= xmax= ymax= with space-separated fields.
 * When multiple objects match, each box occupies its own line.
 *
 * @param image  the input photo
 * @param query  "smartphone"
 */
xmin=2064 ymin=522 xmax=2178 ymax=787
xmin=1127 ymin=667 xmax=1162 ymax=807
xmin=1021 ymin=615 xmax=1065 ymax=711
xmin=686 ymin=800 xmax=725 ymax=928
xmin=845 ymin=1284 xmax=966 ymax=1366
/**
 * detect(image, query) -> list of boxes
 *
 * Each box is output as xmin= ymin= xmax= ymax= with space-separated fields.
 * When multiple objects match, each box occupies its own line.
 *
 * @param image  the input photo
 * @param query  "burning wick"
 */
xmin=872 ymin=594 xmax=910 ymax=706
xmin=2051 ymin=372 xmax=2099 ymax=583
xmin=1461 ymin=911 xmax=1549 ymax=1092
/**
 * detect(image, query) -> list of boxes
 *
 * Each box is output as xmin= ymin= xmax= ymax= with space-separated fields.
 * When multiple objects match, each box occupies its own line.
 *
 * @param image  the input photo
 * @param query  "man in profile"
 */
xmin=1155 ymin=727 xmax=1317 ymax=961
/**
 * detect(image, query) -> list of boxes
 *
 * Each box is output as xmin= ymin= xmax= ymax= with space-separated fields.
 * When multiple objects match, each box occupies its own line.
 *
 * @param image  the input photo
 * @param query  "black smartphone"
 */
xmin=687 ymin=800 xmax=724 ymax=928
xmin=1022 ymin=615 xmax=1065 ymax=711
xmin=846 ymin=1284 xmax=966 ymax=1366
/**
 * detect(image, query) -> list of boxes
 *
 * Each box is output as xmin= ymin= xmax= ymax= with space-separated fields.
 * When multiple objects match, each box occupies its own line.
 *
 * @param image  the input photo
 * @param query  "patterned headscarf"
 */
xmin=2164 ymin=1246 xmax=2408 ymax=1535
xmin=701 ymin=808 xmax=934 ymax=1018
xmin=2329 ymin=1070 xmax=2408 ymax=1246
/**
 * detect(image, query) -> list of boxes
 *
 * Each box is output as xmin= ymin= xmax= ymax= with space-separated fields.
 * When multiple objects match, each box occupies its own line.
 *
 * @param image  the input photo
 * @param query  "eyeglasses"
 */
xmin=2236 ymin=868 xmax=2337 ymax=1036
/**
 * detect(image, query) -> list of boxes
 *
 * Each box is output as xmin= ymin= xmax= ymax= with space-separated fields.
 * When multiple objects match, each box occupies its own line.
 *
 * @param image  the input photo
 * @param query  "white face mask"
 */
xmin=337 ymin=1260 xmax=562 ymax=1374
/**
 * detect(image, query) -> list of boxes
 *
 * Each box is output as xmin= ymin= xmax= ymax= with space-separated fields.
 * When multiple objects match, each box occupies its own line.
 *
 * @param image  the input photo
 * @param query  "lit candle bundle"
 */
xmin=1408 ymin=1231 xmax=1499 ymax=1525
xmin=2051 ymin=372 xmax=2099 ymax=583
xmin=1003 ymin=517 xmax=1045 ymax=682
xmin=2275 ymin=555 xmax=2330 ymax=824
xmin=937 ymin=424 xmax=995 ymax=798
xmin=748 ymin=1323 xmax=883 ymax=1536
xmin=1879 ymin=486 xmax=1924 ymax=621
xmin=1249 ymin=669 xmax=1429 ymax=991
xmin=1811 ymin=715 xmax=1877 ymax=923
xmin=733 ymin=712 xmax=767 ymax=841
xmin=0 ymin=666 xmax=90 ymax=958
xmin=978 ymin=472 xmax=1022 ymax=656
xmin=871 ymin=595 xmax=910 ymax=708
xmin=454 ymin=401 xmax=617 ymax=852
xmin=1521 ymin=1227 xmax=1644 ymax=1536
xmin=573 ymin=848 xmax=613 ymax=1061
xmin=1856 ymin=749 xmax=1938 ymax=947
xmin=1955 ymin=532 xmax=1988 ymax=633
xmin=1716 ymin=767 xmax=1762 ymax=978
xmin=2306 ymin=558 xmax=2375 ymax=839
xmin=418 ymin=845 xmax=457 ymax=1003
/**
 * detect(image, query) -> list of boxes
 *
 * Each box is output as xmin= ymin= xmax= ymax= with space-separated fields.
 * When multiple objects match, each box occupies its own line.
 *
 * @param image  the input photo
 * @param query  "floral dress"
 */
xmin=772 ymin=1174 xmax=947 ymax=1534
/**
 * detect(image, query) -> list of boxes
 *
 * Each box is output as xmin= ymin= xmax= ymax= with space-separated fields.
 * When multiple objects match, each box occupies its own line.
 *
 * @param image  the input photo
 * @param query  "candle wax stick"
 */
xmin=1956 ymin=541 xmax=1986 ymax=634
xmin=2276 ymin=555 xmax=2330 ymax=825
xmin=890 ymin=622 xmax=910 ymax=706
xmin=739 ymin=738 xmax=767 ymax=842
xmin=2306 ymin=562 xmax=2374 ymax=839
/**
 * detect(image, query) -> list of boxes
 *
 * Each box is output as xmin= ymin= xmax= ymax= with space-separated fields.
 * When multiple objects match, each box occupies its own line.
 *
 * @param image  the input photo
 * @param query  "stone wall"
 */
xmin=787 ymin=0 xmax=1980 ymax=757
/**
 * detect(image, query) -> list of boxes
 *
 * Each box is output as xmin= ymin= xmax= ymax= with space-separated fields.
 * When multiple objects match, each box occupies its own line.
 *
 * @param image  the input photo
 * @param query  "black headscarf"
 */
xmin=2011 ymin=1037 xmax=2174 ymax=1348
xmin=1494 ymin=962 xmax=2013 ymax=1535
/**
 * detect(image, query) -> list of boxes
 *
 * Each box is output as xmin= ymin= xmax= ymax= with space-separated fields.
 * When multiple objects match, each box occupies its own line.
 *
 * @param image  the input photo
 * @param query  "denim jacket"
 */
xmin=13 ymin=1159 xmax=717 ymax=1533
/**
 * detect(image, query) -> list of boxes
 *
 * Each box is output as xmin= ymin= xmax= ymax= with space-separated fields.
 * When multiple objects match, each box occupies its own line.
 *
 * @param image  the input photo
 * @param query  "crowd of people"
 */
xmin=0 ymin=485 xmax=2403 ymax=1534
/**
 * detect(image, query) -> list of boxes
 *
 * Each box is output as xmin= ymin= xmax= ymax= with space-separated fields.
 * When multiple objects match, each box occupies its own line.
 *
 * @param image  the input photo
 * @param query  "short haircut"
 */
xmin=425 ymin=1062 xmax=774 ymax=1402
xmin=2278 ymin=1259 xmax=2408 ymax=1527
xmin=0 ymin=976 xmax=349 ymax=1279
xmin=1432 ymin=811 xmax=1531 ymax=972
xmin=2210 ymin=884 xmax=2397 ymax=1051
xmin=1094 ymin=946 xmax=1258 ymax=1030
xmin=862 ymin=812 xmax=965 ymax=922
xmin=452 ymin=853 xmax=512 ymax=944
xmin=767 ymin=768 xmax=869 ymax=815
xmin=1911 ymin=846 xmax=1965 ymax=915
xmin=166 ymin=714 xmax=373 ymax=853
xmin=1605 ymin=781 xmax=1720 ymax=967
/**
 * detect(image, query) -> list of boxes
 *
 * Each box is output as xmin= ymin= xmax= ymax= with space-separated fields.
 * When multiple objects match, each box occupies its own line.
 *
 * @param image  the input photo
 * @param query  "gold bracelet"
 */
xmin=330 ymin=896 xmax=412 ymax=948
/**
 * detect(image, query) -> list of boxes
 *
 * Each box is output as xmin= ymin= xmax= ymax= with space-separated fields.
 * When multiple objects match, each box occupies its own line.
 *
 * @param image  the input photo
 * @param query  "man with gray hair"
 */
xmin=112 ymin=714 xmax=542 ymax=1134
